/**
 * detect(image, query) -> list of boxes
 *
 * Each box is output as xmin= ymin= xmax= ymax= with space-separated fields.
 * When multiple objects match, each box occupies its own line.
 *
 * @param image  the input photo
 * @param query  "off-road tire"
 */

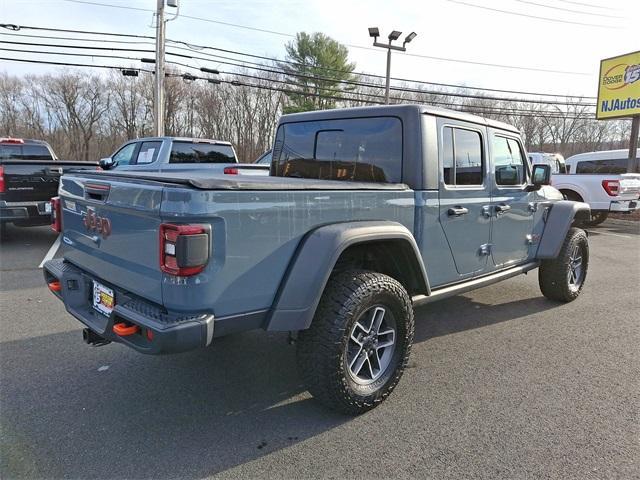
xmin=582 ymin=211 xmax=608 ymax=227
xmin=297 ymin=270 xmax=414 ymax=415
xmin=539 ymin=227 xmax=589 ymax=302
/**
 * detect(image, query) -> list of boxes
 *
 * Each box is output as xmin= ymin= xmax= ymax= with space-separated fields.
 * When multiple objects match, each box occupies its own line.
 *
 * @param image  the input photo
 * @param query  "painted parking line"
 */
xmin=38 ymin=235 xmax=61 ymax=268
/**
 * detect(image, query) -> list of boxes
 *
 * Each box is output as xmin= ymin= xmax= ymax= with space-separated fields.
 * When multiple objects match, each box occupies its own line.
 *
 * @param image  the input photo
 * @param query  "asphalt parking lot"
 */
xmin=1 ymin=220 xmax=638 ymax=479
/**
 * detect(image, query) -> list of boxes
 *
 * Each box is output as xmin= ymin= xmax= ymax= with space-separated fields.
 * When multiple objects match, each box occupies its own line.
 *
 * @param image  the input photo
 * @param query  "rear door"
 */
xmin=437 ymin=119 xmax=492 ymax=282
xmin=489 ymin=131 xmax=535 ymax=268
xmin=58 ymin=174 xmax=164 ymax=305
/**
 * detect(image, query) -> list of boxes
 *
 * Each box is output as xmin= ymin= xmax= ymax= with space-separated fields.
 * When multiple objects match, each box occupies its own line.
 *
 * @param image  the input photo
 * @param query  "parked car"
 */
xmin=528 ymin=152 xmax=567 ymax=174
xmin=44 ymin=105 xmax=590 ymax=414
xmin=0 ymin=137 xmax=97 ymax=235
xmin=99 ymin=137 xmax=269 ymax=175
xmin=551 ymin=149 xmax=640 ymax=226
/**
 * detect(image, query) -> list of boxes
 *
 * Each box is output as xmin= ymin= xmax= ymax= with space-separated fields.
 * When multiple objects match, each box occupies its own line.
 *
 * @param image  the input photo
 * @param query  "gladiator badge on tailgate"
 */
xmin=84 ymin=207 xmax=112 ymax=239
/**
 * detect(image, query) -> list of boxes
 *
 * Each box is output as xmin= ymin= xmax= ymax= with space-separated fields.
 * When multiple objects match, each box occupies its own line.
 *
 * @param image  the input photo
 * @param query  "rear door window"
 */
xmin=169 ymin=142 xmax=236 ymax=163
xmin=272 ymin=117 xmax=403 ymax=183
xmin=441 ymin=126 xmax=484 ymax=186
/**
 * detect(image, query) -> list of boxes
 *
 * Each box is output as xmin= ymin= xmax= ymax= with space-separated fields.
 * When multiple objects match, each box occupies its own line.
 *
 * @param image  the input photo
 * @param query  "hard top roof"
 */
xmin=279 ymin=104 xmax=520 ymax=134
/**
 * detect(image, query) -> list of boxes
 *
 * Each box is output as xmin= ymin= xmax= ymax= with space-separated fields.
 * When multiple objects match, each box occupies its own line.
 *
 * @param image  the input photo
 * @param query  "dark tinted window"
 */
xmin=0 ymin=144 xmax=52 ymax=160
xmin=169 ymin=142 xmax=236 ymax=164
xmin=443 ymin=127 xmax=454 ymax=185
xmin=135 ymin=141 xmax=162 ymax=164
xmin=272 ymin=117 xmax=402 ymax=183
xmin=441 ymin=127 xmax=483 ymax=186
xmin=575 ymin=158 xmax=628 ymax=174
xmin=22 ymin=144 xmax=53 ymax=160
xmin=0 ymin=144 xmax=22 ymax=159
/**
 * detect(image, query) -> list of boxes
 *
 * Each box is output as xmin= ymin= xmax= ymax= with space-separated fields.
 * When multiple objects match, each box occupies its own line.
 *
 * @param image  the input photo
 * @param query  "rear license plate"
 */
xmin=93 ymin=281 xmax=114 ymax=317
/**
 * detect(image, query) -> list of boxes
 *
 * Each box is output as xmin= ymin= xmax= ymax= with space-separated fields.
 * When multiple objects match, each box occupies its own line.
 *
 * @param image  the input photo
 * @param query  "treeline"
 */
xmin=0 ymin=68 xmax=632 ymax=162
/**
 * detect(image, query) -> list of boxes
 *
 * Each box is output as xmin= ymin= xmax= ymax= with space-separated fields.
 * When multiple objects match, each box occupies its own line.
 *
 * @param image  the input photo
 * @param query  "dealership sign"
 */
xmin=597 ymin=51 xmax=640 ymax=120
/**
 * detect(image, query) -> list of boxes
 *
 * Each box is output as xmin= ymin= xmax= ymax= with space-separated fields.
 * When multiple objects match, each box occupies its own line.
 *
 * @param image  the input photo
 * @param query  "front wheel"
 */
xmin=296 ymin=270 xmax=414 ymax=415
xmin=538 ymin=227 xmax=589 ymax=302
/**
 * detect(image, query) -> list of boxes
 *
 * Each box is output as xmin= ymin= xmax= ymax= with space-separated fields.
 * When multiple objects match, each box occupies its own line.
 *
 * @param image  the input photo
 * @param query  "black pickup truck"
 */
xmin=0 ymin=137 xmax=97 ymax=234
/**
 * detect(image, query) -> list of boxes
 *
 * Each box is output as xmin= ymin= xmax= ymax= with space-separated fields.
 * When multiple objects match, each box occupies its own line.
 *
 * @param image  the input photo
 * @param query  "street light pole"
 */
xmin=385 ymin=47 xmax=392 ymax=105
xmin=154 ymin=0 xmax=166 ymax=137
xmin=369 ymin=28 xmax=417 ymax=105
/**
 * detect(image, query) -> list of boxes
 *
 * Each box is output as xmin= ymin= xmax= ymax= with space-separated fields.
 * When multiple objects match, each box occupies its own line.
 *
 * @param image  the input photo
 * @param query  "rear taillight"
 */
xmin=223 ymin=167 xmax=239 ymax=175
xmin=0 ymin=166 xmax=4 ymax=193
xmin=602 ymin=179 xmax=620 ymax=196
xmin=159 ymin=224 xmax=209 ymax=276
xmin=51 ymin=196 xmax=61 ymax=233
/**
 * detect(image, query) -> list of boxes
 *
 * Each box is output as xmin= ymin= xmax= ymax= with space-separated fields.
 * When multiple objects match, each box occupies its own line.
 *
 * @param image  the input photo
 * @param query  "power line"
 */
xmin=445 ymin=0 xmax=618 ymax=28
xmin=2 ymin=26 xmax=595 ymax=98
xmin=48 ymin=4 xmax=593 ymax=75
xmin=556 ymin=0 xmax=620 ymax=10
xmin=510 ymin=0 xmax=623 ymax=18
xmin=0 ymin=39 xmax=597 ymax=107
xmin=0 ymin=55 xmax=596 ymax=121
xmin=1 ymin=45 xmax=596 ymax=115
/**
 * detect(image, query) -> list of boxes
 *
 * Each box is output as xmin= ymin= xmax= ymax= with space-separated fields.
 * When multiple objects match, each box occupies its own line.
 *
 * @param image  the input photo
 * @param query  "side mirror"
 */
xmin=99 ymin=157 xmax=115 ymax=170
xmin=527 ymin=164 xmax=551 ymax=191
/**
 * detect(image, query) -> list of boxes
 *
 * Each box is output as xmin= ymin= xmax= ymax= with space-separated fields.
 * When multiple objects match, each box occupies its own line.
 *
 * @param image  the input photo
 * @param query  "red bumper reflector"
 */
xmin=48 ymin=280 xmax=62 ymax=292
xmin=113 ymin=323 xmax=140 ymax=336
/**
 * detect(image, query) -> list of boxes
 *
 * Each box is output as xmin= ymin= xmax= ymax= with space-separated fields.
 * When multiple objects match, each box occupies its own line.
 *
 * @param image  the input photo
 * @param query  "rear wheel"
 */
xmin=539 ymin=228 xmax=589 ymax=302
xmin=296 ymin=270 xmax=414 ymax=415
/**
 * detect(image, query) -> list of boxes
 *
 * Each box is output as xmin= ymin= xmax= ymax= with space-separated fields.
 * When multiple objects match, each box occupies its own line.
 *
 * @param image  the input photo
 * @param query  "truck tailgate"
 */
xmin=59 ymin=174 xmax=164 ymax=305
xmin=620 ymin=174 xmax=640 ymax=198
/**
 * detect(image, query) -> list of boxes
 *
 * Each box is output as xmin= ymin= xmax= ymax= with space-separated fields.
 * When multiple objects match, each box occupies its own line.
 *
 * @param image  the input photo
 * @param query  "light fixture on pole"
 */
xmin=369 ymin=27 xmax=417 ymax=104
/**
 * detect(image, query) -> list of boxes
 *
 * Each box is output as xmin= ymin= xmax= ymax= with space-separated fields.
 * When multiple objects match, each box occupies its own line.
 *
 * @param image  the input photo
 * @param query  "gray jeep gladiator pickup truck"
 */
xmin=44 ymin=105 xmax=590 ymax=414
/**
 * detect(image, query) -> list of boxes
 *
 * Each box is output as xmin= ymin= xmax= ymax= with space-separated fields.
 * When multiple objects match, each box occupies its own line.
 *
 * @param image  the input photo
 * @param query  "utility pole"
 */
xmin=154 ymin=0 xmax=166 ymax=137
xmin=368 ymin=28 xmax=417 ymax=105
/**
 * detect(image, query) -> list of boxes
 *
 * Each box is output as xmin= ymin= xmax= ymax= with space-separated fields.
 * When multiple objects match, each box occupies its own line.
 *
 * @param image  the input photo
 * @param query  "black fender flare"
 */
xmin=265 ymin=221 xmax=430 ymax=331
xmin=536 ymin=200 xmax=590 ymax=259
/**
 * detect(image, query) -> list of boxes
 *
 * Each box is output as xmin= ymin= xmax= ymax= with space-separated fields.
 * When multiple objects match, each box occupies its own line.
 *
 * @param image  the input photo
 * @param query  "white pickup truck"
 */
xmin=551 ymin=149 xmax=640 ymax=226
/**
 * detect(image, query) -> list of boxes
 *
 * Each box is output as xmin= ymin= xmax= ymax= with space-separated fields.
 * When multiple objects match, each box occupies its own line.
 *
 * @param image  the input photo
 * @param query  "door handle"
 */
xmin=495 ymin=204 xmax=511 ymax=214
xmin=447 ymin=206 xmax=469 ymax=216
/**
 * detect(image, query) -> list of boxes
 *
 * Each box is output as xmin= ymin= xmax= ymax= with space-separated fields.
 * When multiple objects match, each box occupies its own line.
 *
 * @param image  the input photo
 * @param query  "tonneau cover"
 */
xmin=69 ymin=170 xmax=410 ymax=191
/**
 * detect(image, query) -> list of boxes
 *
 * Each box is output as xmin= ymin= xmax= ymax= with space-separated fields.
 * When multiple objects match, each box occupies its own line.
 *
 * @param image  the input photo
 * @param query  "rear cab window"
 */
xmin=575 ymin=158 xmax=627 ymax=174
xmin=0 ymin=144 xmax=53 ymax=160
xmin=169 ymin=142 xmax=236 ymax=164
xmin=272 ymin=117 xmax=403 ymax=183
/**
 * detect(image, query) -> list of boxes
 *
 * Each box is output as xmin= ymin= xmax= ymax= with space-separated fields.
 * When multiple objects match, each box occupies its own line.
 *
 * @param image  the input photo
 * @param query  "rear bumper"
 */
xmin=43 ymin=258 xmax=214 ymax=354
xmin=609 ymin=199 xmax=638 ymax=212
xmin=0 ymin=200 xmax=51 ymax=224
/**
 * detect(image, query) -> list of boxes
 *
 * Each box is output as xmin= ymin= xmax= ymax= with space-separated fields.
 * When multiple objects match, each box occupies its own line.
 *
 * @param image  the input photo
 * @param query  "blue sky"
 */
xmin=1 ymin=0 xmax=638 ymax=98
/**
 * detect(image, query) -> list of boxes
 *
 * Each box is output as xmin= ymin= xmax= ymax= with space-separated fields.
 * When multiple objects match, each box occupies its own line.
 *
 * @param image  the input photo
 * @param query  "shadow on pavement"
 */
xmin=1 ymin=285 xmax=564 ymax=479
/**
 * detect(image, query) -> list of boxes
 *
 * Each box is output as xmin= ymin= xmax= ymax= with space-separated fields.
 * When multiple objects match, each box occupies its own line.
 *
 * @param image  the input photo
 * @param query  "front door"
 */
xmin=489 ymin=132 xmax=536 ymax=268
xmin=438 ymin=120 xmax=492 ymax=282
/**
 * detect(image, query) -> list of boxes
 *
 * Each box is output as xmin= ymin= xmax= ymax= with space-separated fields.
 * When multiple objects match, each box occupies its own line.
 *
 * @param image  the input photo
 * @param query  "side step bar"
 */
xmin=412 ymin=261 xmax=540 ymax=307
